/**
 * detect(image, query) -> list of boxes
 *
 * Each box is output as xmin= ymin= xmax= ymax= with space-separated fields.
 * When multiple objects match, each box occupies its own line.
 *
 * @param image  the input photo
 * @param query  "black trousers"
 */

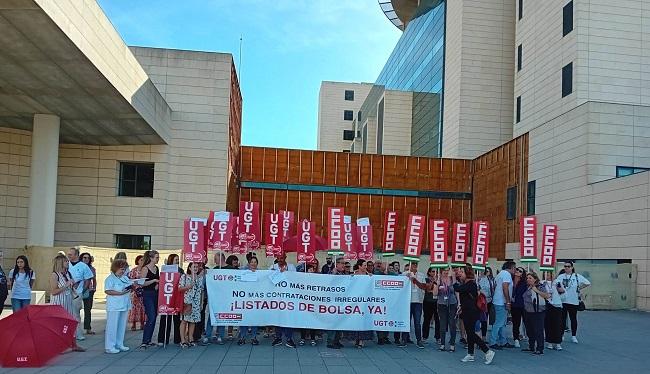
xmin=0 ymin=292 xmax=7 ymax=315
xmin=157 ymin=315 xmax=181 ymax=345
xmin=511 ymin=306 xmax=525 ymax=340
xmin=301 ymin=329 xmax=316 ymax=340
xmin=83 ymin=291 xmax=95 ymax=330
xmin=545 ymin=304 xmax=563 ymax=344
xmin=524 ymin=311 xmax=545 ymax=352
xmin=562 ymin=303 xmax=579 ymax=336
xmin=422 ymin=300 xmax=440 ymax=340
xmin=462 ymin=313 xmax=488 ymax=355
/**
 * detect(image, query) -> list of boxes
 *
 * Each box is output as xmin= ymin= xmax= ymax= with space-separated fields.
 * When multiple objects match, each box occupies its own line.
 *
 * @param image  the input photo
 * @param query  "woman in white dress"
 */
xmin=49 ymin=254 xmax=85 ymax=352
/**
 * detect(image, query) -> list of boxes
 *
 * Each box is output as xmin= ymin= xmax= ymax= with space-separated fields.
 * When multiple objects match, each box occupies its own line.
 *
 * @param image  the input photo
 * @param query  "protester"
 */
xmin=193 ymin=262 xmax=208 ymax=342
xmin=179 ymin=262 xmax=205 ymax=348
xmin=348 ymin=260 xmax=374 ymax=348
xmin=270 ymin=253 xmax=296 ymax=348
xmin=366 ymin=261 xmax=375 ymax=274
xmin=204 ymin=252 xmax=228 ymax=345
xmin=555 ymin=261 xmax=591 ymax=343
xmin=511 ymin=267 xmax=528 ymax=348
xmin=299 ymin=263 xmax=319 ymax=346
xmin=80 ymin=252 xmax=96 ymax=335
xmin=239 ymin=256 xmax=261 ymax=346
xmin=391 ymin=261 xmax=401 ymax=274
xmin=489 ymin=261 xmax=516 ymax=349
xmin=454 ymin=265 xmax=495 ymax=365
xmin=344 ymin=261 xmax=351 ymax=274
xmin=241 ymin=252 xmax=256 ymax=270
xmin=128 ymin=255 xmax=146 ymax=331
xmin=522 ymin=271 xmax=550 ymax=355
xmin=139 ymin=250 xmax=160 ymax=349
xmin=423 ymin=267 xmax=440 ymax=344
xmin=8 ymin=255 xmax=35 ymax=312
xmin=478 ymin=267 xmax=496 ymax=340
xmin=326 ymin=258 xmax=346 ymax=349
xmin=67 ymin=247 xmax=94 ymax=341
xmin=104 ymin=259 xmax=133 ymax=354
xmin=321 ymin=256 xmax=335 ymax=274
xmin=436 ymin=267 xmax=458 ymax=352
xmin=0 ymin=262 xmax=7 ymax=315
xmin=158 ymin=254 xmax=184 ymax=345
xmin=225 ymin=255 xmax=240 ymax=269
xmin=49 ymin=254 xmax=85 ymax=352
xmin=374 ymin=260 xmax=386 ymax=275
xmin=398 ymin=261 xmax=427 ymax=349
xmin=114 ymin=252 xmax=129 ymax=272
xmin=544 ymin=271 xmax=565 ymax=350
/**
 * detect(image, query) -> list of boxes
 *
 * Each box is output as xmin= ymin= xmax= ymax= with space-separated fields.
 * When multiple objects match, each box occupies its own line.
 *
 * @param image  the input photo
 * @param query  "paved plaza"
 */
xmin=0 ymin=308 xmax=646 ymax=374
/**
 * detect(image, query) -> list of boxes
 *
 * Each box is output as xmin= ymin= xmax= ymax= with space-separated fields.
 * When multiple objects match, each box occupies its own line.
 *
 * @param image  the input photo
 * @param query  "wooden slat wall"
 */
xmin=471 ymin=134 xmax=529 ymax=260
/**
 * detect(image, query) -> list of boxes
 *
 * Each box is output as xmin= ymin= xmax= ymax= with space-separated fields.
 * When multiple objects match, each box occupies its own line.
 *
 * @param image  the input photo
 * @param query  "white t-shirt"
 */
xmin=8 ymin=269 xmax=35 ymax=300
xmin=554 ymin=272 xmax=590 ymax=305
xmin=68 ymin=261 xmax=94 ymax=296
xmin=104 ymin=273 xmax=132 ymax=312
xmin=492 ymin=270 xmax=513 ymax=306
xmin=404 ymin=271 xmax=426 ymax=303
xmin=543 ymin=280 xmax=563 ymax=307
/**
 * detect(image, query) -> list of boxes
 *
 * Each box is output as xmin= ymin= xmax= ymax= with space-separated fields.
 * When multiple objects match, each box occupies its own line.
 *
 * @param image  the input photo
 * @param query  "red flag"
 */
xmin=207 ymin=211 xmax=233 ymax=251
xmin=239 ymin=201 xmax=261 ymax=250
xmin=382 ymin=211 xmax=398 ymax=257
xmin=404 ymin=214 xmax=425 ymax=262
xmin=429 ymin=219 xmax=449 ymax=267
xmin=279 ymin=210 xmax=295 ymax=238
xmin=540 ymin=224 xmax=558 ymax=271
xmin=327 ymin=207 xmax=345 ymax=255
xmin=452 ymin=223 xmax=469 ymax=266
xmin=158 ymin=271 xmax=183 ymax=315
xmin=297 ymin=219 xmax=316 ymax=263
xmin=356 ymin=224 xmax=374 ymax=260
xmin=471 ymin=221 xmax=490 ymax=270
xmin=183 ymin=218 xmax=206 ymax=263
xmin=343 ymin=220 xmax=359 ymax=261
xmin=520 ymin=216 xmax=538 ymax=262
xmin=264 ymin=213 xmax=284 ymax=257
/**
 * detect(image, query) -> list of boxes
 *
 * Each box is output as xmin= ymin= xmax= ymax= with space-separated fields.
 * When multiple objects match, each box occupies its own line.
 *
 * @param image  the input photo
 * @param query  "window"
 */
xmin=518 ymin=0 xmax=523 ymax=20
xmin=616 ymin=166 xmax=650 ymax=178
xmin=507 ymin=186 xmax=517 ymax=220
xmin=562 ymin=63 xmax=573 ymax=97
xmin=118 ymin=162 xmax=154 ymax=197
xmin=517 ymin=44 xmax=522 ymax=71
xmin=115 ymin=234 xmax=151 ymax=250
xmin=345 ymin=90 xmax=354 ymax=101
xmin=362 ymin=125 xmax=368 ymax=153
xmin=343 ymin=110 xmax=353 ymax=121
xmin=563 ymin=1 xmax=573 ymax=36
xmin=516 ymin=96 xmax=521 ymax=123
xmin=343 ymin=130 xmax=355 ymax=141
xmin=377 ymin=98 xmax=385 ymax=154
xmin=527 ymin=180 xmax=536 ymax=215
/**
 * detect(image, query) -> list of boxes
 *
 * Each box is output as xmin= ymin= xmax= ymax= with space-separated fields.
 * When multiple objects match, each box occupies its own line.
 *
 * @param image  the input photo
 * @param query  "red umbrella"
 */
xmin=0 ymin=304 xmax=78 ymax=368
xmin=281 ymin=235 xmax=327 ymax=252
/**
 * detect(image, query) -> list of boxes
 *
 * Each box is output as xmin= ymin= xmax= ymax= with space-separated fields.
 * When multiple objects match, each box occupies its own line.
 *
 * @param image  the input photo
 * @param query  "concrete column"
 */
xmin=27 ymin=114 xmax=60 ymax=247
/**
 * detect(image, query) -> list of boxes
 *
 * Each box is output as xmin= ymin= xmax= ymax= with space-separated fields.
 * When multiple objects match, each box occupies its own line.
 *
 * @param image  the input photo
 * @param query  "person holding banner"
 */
xmin=347 ymin=260 xmax=374 ymax=348
xmin=179 ymin=262 xmax=206 ymax=348
xmin=489 ymin=261 xmax=516 ymax=350
xmin=555 ymin=261 xmax=590 ymax=344
xmin=422 ymin=267 xmax=440 ymax=345
xmin=239 ymin=256 xmax=261 ymax=346
xmin=399 ymin=262 xmax=428 ymax=349
xmin=299 ymin=263 xmax=319 ymax=347
xmin=157 ymin=254 xmax=184 ymax=346
xmin=454 ymin=265 xmax=495 ymax=365
xmin=104 ymin=259 xmax=133 ymax=354
xmin=326 ymin=258 xmax=346 ymax=349
xmin=139 ymin=250 xmax=161 ymax=349
xmin=435 ymin=267 xmax=458 ymax=352
xmin=543 ymin=271 xmax=565 ymax=351
xmin=270 ymin=253 xmax=297 ymax=348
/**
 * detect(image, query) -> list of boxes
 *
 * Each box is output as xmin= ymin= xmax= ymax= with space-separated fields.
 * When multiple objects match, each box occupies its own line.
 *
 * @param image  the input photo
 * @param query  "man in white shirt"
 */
xmin=270 ymin=253 xmax=297 ymax=348
xmin=398 ymin=261 xmax=429 ymax=349
xmin=489 ymin=261 xmax=516 ymax=349
xmin=67 ymin=246 xmax=95 ymax=340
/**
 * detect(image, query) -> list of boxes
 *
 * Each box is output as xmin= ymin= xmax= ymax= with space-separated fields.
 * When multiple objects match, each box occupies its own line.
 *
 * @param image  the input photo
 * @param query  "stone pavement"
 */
xmin=0 ymin=309 xmax=647 ymax=374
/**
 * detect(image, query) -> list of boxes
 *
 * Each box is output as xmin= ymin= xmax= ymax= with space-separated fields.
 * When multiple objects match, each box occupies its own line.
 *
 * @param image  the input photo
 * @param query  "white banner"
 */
xmin=206 ymin=269 xmax=411 ymax=332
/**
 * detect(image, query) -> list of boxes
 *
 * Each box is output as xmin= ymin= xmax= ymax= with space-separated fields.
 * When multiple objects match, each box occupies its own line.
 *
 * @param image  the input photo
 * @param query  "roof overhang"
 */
xmin=0 ymin=0 xmax=172 ymax=145
xmin=378 ymin=0 xmax=444 ymax=30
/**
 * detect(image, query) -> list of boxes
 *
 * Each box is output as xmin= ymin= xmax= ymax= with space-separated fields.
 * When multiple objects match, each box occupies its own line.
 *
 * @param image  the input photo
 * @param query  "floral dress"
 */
xmin=128 ymin=266 xmax=146 ymax=325
xmin=181 ymin=273 xmax=205 ymax=323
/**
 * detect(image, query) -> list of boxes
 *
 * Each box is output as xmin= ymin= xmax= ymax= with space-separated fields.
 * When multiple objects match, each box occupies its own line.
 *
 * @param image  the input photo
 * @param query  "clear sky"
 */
xmin=97 ymin=0 xmax=401 ymax=150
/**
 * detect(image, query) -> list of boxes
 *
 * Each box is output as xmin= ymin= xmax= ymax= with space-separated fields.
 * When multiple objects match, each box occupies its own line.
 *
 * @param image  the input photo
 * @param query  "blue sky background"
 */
xmin=97 ymin=0 xmax=401 ymax=149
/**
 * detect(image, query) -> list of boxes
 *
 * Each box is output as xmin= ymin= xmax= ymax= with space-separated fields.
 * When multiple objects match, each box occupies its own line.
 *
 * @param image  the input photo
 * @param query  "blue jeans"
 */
xmin=402 ymin=302 xmax=423 ymax=343
xmin=142 ymin=289 xmax=158 ymax=344
xmin=11 ymin=298 xmax=30 ymax=312
xmin=239 ymin=326 xmax=258 ymax=339
xmin=489 ymin=304 xmax=508 ymax=346
xmin=275 ymin=327 xmax=294 ymax=341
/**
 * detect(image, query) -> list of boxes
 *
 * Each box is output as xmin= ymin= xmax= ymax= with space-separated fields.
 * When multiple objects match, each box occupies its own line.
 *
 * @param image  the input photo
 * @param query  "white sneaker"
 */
xmin=76 ymin=336 xmax=86 ymax=341
xmin=571 ymin=336 xmax=579 ymax=344
xmin=514 ymin=340 xmax=520 ymax=348
xmin=556 ymin=344 xmax=563 ymax=351
xmin=105 ymin=348 xmax=120 ymax=354
xmin=484 ymin=350 xmax=495 ymax=365
xmin=546 ymin=343 xmax=554 ymax=350
xmin=117 ymin=346 xmax=130 ymax=352
xmin=461 ymin=354 xmax=475 ymax=362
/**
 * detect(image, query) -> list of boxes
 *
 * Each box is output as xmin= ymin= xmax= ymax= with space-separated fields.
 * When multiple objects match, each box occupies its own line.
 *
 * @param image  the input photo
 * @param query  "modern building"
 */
xmin=317 ymin=81 xmax=372 ymax=152
xmin=0 ymin=0 xmax=241 ymax=262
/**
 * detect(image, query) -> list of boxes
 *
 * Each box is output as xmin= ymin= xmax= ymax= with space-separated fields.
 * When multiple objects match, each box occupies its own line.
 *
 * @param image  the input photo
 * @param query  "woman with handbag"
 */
xmin=522 ymin=272 xmax=550 ymax=355
xmin=477 ymin=267 xmax=495 ymax=341
xmin=49 ymin=254 xmax=85 ymax=352
xmin=554 ymin=261 xmax=591 ymax=343
xmin=179 ymin=262 xmax=206 ymax=348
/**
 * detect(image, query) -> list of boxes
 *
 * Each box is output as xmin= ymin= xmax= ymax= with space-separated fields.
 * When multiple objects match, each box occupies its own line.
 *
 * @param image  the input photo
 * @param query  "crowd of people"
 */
xmin=0 ymin=249 xmax=592 ymax=365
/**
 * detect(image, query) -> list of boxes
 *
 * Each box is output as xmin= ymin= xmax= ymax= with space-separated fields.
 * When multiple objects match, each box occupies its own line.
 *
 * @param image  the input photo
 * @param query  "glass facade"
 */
xmin=375 ymin=0 xmax=446 ymax=157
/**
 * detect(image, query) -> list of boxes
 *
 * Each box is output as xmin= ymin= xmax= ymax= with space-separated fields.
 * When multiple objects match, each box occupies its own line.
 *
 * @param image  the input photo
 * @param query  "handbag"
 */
xmin=574 ymin=274 xmax=586 ymax=311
